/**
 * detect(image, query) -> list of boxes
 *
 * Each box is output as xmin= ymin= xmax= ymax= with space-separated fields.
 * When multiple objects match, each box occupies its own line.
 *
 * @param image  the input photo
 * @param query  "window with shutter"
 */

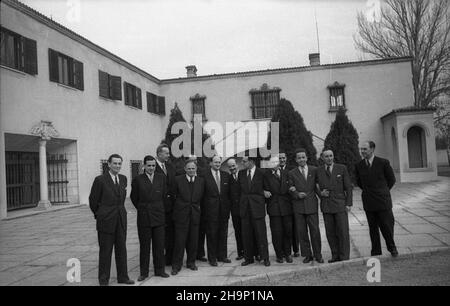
xmin=124 ymin=82 xmax=141 ymax=109
xmin=73 ymin=60 xmax=83 ymax=90
xmin=48 ymin=49 xmax=59 ymax=82
xmin=327 ymin=82 xmax=346 ymax=111
xmin=1 ymin=28 xmax=37 ymax=75
xmin=23 ymin=37 xmax=37 ymax=75
xmin=48 ymin=48 xmax=84 ymax=90
xmin=158 ymin=96 xmax=165 ymax=115
xmin=98 ymin=70 xmax=109 ymax=98
xmin=110 ymin=75 xmax=122 ymax=100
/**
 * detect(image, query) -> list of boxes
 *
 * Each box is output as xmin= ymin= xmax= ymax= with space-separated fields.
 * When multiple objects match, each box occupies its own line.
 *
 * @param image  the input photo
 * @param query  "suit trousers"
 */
xmin=137 ymin=224 xmax=165 ymax=276
xmin=292 ymin=214 xmax=300 ymax=254
xmin=269 ymin=215 xmax=293 ymax=259
xmin=197 ymin=217 xmax=207 ymax=259
xmin=164 ymin=212 xmax=175 ymax=265
xmin=295 ymin=213 xmax=322 ymax=259
xmin=365 ymin=209 xmax=396 ymax=255
xmin=231 ymin=213 xmax=244 ymax=256
xmin=323 ymin=211 xmax=350 ymax=260
xmin=172 ymin=217 xmax=200 ymax=270
xmin=241 ymin=215 xmax=269 ymax=261
xmin=97 ymin=216 xmax=129 ymax=284
xmin=206 ymin=218 xmax=229 ymax=261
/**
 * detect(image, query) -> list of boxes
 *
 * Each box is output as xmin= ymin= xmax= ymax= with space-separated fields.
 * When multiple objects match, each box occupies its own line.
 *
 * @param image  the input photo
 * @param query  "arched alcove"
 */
xmin=407 ymin=126 xmax=427 ymax=168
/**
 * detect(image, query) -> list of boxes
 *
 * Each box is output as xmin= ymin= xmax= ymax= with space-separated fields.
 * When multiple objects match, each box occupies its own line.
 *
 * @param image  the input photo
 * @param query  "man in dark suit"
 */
xmin=239 ymin=156 xmax=270 ymax=267
xmin=171 ymin=160 xmax=205 ymax=275
xmin=130 ymin=155 xmax=170 ymax=281
xmin=203 ymin=155 xmax=231 ymax=266
xmin=227 ymin=158 xmax=244 ymax=260
xmin=355 ymin=141 xmax=398 ymax=257
xmin=264 ymin=156 xmax=293 ymax=263
xmin=155 ymin=144 xmax=177 ymax=266
xmin=89 ymin=154 xmax=134 ymax=286
xmin=288 ymin=148 xmax=324 ymax=264
xmin=317 ymin=149 xmax=352 ymax=262
xmin=279 ymin=152 xmax=299 ymax=258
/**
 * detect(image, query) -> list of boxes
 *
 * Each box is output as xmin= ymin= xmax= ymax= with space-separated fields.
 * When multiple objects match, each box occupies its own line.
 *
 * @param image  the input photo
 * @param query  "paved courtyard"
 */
xmin=0 ymin=178 xmax=449 ymax=286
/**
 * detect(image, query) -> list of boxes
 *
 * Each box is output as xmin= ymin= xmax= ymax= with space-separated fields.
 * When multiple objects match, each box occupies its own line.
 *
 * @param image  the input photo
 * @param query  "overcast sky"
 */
xmin=21 ymin=0 xmax=375 ymax=79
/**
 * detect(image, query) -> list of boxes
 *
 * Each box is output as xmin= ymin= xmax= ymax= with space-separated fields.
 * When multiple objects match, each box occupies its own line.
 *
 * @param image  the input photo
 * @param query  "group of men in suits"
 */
xmin=89 ymin=140 xmax=398 ymax=285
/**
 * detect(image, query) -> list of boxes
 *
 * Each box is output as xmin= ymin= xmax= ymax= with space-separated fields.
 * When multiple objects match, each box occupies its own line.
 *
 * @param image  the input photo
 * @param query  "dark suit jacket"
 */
xmin=229 ymin=173 xmax=241 ymax=217
xmin=316 ymin=163 xmax=353 ymax=214
xmin=288 ymin=166 xmax=319 ymax=215
xmin=155 ymin=161 xmax=176 ymax=213
xmin=203 ymin=169 xmax=231 ymax=222
xmin=130 ymin=173 xmax=167 ymax=228
xmin=238 ymin=168 xmax=266 ymax=219
xmin=172 ymin=175 xmax=205 ymax=227
xmin=355 ymin=156 xmax=396 ymax=212
xmin=89 ymin=173 xmax=127 ymax=234
xmin=264 ymin=169 xmax=293 ymax=216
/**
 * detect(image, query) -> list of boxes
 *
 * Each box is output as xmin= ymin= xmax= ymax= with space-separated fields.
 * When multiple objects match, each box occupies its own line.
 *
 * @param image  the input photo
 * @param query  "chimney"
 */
xmin=185 ymin=65 xmax=197 ymax=77
xmin=309 ymin=53 xmax=320 ymax=66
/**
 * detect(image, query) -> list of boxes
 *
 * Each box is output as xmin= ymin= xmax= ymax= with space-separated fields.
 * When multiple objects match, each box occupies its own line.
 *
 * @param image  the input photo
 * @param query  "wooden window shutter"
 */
xmin=98 ymin=70 xmax=109 ymax=98
xmin=124 ymin=82 xmax=129 ymax=105
xmin=23 ymin=37 xmax=37 ymax=75
xmin=73 ymin=60 xmax=84 ymax=90
xmin=48 ymin=48 xmax=59 ymax=82
xmin=110 ymin=75 xmax=122 ymax=100
xmin=136 ymin=87 xmax=142 ymax=109
xmin=158 ymin=96 xmax=165 ymax=115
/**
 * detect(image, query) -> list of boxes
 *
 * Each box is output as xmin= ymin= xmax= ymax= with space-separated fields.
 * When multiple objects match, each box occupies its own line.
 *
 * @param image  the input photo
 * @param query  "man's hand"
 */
xmin=264 ymin=191 xmax=272 ymax=199
xmin=297 ymin=192 xmax=307 ymax=199
xmin=289 ymin=186 xmax=296 ymax=192
xmin=320 ymin=189 xmax=329 ymax=197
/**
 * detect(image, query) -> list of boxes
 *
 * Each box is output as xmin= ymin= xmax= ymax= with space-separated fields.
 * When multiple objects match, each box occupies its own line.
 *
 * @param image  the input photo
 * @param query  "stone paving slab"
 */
xmin=0 ymin=177 xmax=449 ymax=286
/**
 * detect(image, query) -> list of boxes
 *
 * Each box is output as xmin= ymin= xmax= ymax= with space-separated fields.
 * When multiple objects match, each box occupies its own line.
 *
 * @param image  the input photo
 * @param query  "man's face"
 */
xmin=144 ymin=160 xmax=156 ymax=175
xmin=322 ymin=150 xmax=334 ymax=166
xmin=158 ymin=147 xmax=170 ymax=162
xmin=211 ymin=156 xmax=222 ymax=171
xmin=227 ymin=159 xmax=237 ymax=174
xmin=295 ymin=152 xmax=307 ymax=167
xmin=242 ymin=157 xmax=254 ymax=170
xmin=279 ymin=153 xmax=287 ymax=167
xmin=360 ymin=142 xmax=374 ymax=159
xmin=108 ymin=157 xmax=122 ymax=175
xmin=185 ymin=162 xmax=197 ymax=177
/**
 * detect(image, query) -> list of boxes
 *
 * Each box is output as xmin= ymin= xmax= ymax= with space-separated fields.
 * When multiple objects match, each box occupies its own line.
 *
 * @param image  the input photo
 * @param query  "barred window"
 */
xmin=328 ymin=82 xmax=346 ymax=111
xmin=249 ymin=84 xmax=281 ymax=119
xmin=190 ymin=94 xmax=206 ymax=121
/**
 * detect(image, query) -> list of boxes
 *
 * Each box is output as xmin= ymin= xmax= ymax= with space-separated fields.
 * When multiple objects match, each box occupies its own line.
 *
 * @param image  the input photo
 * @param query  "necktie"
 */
xmin=273 ymin=170 xmax=280 ymax=180
xmin=300 ymin=167 xmax=306 ymax=179
xmin=114 ymin=175 xmax=120 ymax=193
xmin=161 ymin=163 xmax=167 ymax=175
xmin=366 ymin=159 xmax=370 ymax=168
xmin=326 ymin=165 xmax=331 ymax=177
xmin=214 ymin=170 xmax=221 ymax=193
xmin=247 ymin=169 xmax=252 ymax=189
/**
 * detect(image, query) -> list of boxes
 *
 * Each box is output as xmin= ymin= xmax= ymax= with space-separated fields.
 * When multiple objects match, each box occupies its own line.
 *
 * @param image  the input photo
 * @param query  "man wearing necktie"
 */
xmin=89 ymin=154 xmax=134 ymax=286
xmin=288 ymin=148 xmax=323 ymax=264
xmin=171 ymin=160 xmax=205 ymax=275
xmin=130 ymin=155 xmax=169 ymax=281
xmin=239 ymin=156 xmax=270 ymax=267
xmin=227 ymin=158 xmax=245 ymax=260
xmin=203 ymin=155 xmax=231 ymax=266
xmin=263 ymin=156 xmax=294 ymax=263
xmin=316 ymin=149 xmax=352 ymax=263
xmin=155 ymin=144 xmax=177 ymax=266
xmin=355 ymin=141 xmax=398 ymax=257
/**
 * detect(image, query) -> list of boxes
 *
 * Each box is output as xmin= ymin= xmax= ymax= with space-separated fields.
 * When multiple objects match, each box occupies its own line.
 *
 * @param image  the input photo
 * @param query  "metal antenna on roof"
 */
xmin=314 ymin=7 xmax=320 ymax=53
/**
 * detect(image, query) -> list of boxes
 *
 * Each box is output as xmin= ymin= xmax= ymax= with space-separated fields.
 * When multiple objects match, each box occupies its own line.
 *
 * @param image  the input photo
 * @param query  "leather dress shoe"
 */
xmin=315 ymin=257 xmax=324 ymax=264
xmin=263 ymin=259 xmax=271 ymax=267
xmin=219 ymin=258 xmax=231 ymax=263
xmin=187 ymin=264 xmax=198 ymax=271
xmin=209 ymin=260 xmax=218 ymax=267
xmin=99 ymin=282 xmax=109 ymax=286
xmin=118 ymin=279 xmax=135 ymax=285
xmin=197 ymin=257 xmax=208 ymax=262
xmin=293 ymin=253 xmax=300 ymax=257
xmin=241 ymin=260 xmax=254 ymax=266
xmin=285 ymin=255 xmax=293 ymax=263
xmin=276 ymin=257 xmax=284 ymax=263
xmin=235 ymin=255 xmax=244 ymax=260
xmin=171 ymin=268 xmax=180 ymax=275
xmin=137 ymin=275 xmax=148 ymax=282
xmin=255 ymin=255 xmax=261 ymax=261
xmin=390 ymin=248 xmax=399 ymax=257
xmin=155 ymin=272 xmax=170 ymax=278
xmin=303 ymin=256 xmax=313 ymax=264
xmin=328 ymin=258 xmax=341 ymax=263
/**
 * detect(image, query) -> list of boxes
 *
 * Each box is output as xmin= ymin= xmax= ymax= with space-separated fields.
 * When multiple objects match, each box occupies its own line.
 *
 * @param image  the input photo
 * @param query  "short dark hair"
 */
xmin=368 ymin=141 xmax=376 ymax=149
xmin=322 ymin=148 xmax=333 ymax=154
xmin=185 ymin=159 xmax=197 ymax=167
xmin=143 ymin=155 xmax=156 ymax=164
xmin=108 ymin=154 xmax=123 ymax=163
xmin=210 ymin=155 xmax=222 ymax=163
xmin=157 ymin=143 xmax=170 ymax=155
xmin=295 ymin=148 xmax=307 ymax=157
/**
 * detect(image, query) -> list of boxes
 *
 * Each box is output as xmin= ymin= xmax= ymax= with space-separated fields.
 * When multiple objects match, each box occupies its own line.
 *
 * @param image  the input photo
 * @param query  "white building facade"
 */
xmin=0 ymin=0 xmax=438 ymax=219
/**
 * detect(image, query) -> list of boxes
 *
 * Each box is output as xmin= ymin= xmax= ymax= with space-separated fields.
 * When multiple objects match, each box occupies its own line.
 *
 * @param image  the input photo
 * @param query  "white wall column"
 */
xmin=37 ymin=138 xmax=51 ymax=209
